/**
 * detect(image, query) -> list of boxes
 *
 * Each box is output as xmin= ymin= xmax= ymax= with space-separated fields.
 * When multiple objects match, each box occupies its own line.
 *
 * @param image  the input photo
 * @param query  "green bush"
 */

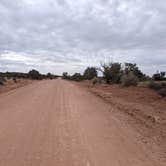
xmin=28 ymin=69 xmax=41 ymax=80
xmin=101 ymin=62 xmax=122 ymax=84
xmin=62 ymin=72 xmax=69 ymax=79
xmin=121 ymin=72 xmax=138 ymax=87
xmin=124 ymin=63 xmax=147 ymax=81
xmin=83 ymin=67 xmax=97 ymax=80
xmin=153 ymin=72 xmax=166 ymax=81
xmin=71 ymin=73 xmax=83 ymax=81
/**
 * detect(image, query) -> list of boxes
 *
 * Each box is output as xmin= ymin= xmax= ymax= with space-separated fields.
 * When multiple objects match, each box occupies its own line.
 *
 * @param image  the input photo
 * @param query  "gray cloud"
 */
xmin=0 ymin=0 xmax=166 ymax=75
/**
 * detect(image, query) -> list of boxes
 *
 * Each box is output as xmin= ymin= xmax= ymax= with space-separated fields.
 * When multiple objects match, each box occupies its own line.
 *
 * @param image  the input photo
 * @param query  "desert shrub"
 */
xmin=153 ymin=71 xmax=166 ymax=81
xmin=158 ymin=88 xmax=166 ymax=97
xmin=62 ymin=72 xmax=83 ymax=81
xmin=28 ymin=69 xmax=41 ymax=80
xmin=148 ymin=81 xmax=166 ymax=97
xmin=148 ymin=81 xmax=162 ymax=91
xmin=124 ymin=63 xmax=146 ymax=81
xmin=83 ymin=67 xmax=97 ymax=80
xmin=62 ymin=72 xmax=69 ymax=79
xmin=46 ymin=73 xmax=54 ymax=79
xmin=121 ymin=72 xmax=138 ymax=87
xmin=100 ymin=62 xmax=122 ymax=84
xmin=71 ymin=73 xmax=83 ymax=81
xmin=92 ymin=77 xmax=98 ymax=85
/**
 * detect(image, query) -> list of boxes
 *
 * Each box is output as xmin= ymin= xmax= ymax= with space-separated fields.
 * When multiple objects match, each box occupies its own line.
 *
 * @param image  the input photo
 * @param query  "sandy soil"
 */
xmin=78 ymin=81 xmax=166 ymax=162
xmin=0 ymin=79 xmax=165 ymax=166
xmin=0 ymin=79 xmax=33 ymax=94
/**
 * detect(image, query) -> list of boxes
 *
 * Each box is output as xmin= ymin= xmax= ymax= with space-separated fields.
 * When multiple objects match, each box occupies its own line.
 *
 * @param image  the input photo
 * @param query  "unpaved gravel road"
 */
xmin=0 ymin=79 xmax=164 ymax=166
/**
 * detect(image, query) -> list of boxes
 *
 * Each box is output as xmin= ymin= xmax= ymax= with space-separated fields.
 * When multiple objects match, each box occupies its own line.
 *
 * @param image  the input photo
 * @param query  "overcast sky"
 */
xmin=0 ymin=0 xmax=166 ymax=75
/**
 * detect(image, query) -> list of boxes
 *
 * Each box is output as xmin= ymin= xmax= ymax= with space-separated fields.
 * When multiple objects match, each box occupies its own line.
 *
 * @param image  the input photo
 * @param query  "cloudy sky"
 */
xmin=0 ymin=0 xmax=166 ymax=75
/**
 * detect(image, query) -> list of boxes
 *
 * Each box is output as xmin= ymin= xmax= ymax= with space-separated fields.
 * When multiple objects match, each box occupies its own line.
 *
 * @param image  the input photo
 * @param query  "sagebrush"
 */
xmin=121 ymin=72 xmax=138 ymax=87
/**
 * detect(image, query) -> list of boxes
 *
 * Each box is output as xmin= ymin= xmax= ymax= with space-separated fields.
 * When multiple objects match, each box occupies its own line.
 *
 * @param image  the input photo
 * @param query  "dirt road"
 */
xmin=0 ymin=79 xmax=164 ymax=166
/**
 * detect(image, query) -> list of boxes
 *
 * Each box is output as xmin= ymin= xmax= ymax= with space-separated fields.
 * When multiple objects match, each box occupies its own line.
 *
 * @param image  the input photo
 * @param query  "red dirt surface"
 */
xmin=0 ymin=79 xmax=33 ymax=94
xmin=77 ymin=80 xmax=166 ymax=162
xmin=0 ymin=79 xmax=165 ymax=165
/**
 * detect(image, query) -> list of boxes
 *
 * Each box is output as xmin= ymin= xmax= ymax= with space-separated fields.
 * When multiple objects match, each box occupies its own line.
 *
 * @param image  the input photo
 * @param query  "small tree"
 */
xmin=62 ymin=72 xmax=69 ymax=79
xmin=153 ymin=71 xmax=166 ymax=81
xmin=83 ymin=67 xmax=97 ymax=80
xmin=28 ymin=69 xmax=41 ymax=80
xmin=124 ymin=63 xmax=146 ymax=81
xmin=47 ymin=73 xmax=54 ymax=79
xmin=71 ymin=73 xmax=83 ymax=81
xmin=100 ymin=62 xmax=122 ymax=84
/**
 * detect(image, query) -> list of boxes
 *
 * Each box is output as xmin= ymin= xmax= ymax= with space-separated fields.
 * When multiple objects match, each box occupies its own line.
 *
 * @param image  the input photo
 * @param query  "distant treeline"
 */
xmin=0 ymin=69 xmax=59 ymax=80
xmin=62 ymin=67 xmax=97 ymax=82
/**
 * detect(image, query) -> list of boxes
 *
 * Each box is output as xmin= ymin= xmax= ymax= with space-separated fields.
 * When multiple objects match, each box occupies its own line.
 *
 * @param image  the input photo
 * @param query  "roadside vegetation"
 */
xmin=62 ymin=62 xmax=166 ymax=97
xmin=0 ymin=69 xmax=59 ymax=87
xmin=62 ymin=67 xmax=97 ymax=82
xmin=0 ymin=64 xmax=165 ymax=97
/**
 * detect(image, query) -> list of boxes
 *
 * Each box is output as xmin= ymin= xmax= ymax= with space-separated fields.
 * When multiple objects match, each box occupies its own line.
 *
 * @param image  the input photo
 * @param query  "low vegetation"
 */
xmin=121 ymin=71 xmax=138 ymax=87
xmin=0 ymin=63 xmax=165 ymax=97
xmin=92 ymin=77 xmax=100 ymax=85
xmin=148 ymin=81 xmax=163 ymax=91
xmin=62 ymin=62 xmax=147 ymax=85
xmin=0 ymin=70 xmax=59 ymax=87
xmin=153 ymin=71 xmax=166 ymax=81
xmin=62 ymin=62 xmax=166 ymax=97
xmin=100 ymin=62 xmax=122 ymax=84
xmin=148 ymin=81 xmax=166 ymax=97
xmin=83 ymin=67 xmax=97 ymax=80
xmin=62 ymin=67 xmax=97 ymax=81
